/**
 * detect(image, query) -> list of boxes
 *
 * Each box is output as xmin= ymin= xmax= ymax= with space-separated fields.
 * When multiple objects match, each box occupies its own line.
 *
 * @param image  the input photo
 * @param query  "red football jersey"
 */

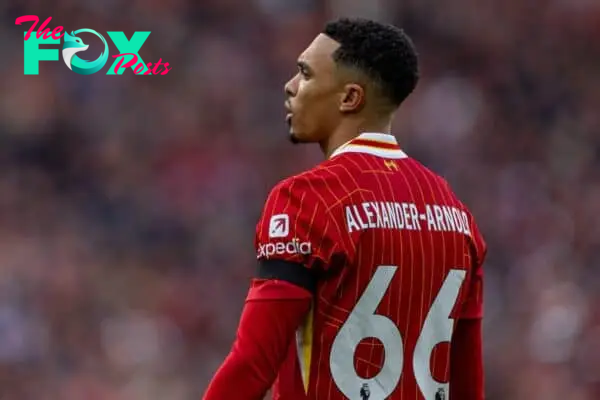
xmin=255 ymin=133 xmax=486 ymax=400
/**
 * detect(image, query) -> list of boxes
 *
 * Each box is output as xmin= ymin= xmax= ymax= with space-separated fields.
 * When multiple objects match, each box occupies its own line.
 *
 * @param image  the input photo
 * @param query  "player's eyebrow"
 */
xmin=297 ymin=60 xmax=313 ymax=75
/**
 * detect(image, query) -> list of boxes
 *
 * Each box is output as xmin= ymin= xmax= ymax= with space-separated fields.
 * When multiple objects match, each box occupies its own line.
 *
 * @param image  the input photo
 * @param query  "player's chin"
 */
xmin=288 ymin=120 xmax=315 ymax=144
xmin=288 ymin=127 xmax=305 ymax=144
xmin=288 ymin=131 xmax=312 ymax=144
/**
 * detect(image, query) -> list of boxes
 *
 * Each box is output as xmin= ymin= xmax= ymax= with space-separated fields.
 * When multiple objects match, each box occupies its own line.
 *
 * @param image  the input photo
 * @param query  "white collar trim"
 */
xmin=330 ymin=132 xmax=408 ymax=159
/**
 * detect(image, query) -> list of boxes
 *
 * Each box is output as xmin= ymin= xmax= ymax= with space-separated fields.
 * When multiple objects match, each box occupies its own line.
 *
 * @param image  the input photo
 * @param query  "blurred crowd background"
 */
xmin=0 ymin=0 xmax=598 ymax=398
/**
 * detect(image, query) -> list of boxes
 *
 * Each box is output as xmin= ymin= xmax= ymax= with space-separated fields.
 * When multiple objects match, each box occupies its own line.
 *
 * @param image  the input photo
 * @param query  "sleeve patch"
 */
xmin=268 ymin=214 xmax=290 ymax=238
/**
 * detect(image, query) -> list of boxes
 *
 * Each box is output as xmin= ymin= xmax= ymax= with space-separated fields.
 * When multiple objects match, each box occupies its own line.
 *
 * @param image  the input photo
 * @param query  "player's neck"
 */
xmin=321 ymin=117 xmax=393 ymax=159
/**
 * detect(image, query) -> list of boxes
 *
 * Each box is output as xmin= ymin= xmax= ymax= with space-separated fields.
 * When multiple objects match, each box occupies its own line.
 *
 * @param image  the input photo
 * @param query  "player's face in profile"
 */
xmin=284 ymin=34 xmax=343 ymax=144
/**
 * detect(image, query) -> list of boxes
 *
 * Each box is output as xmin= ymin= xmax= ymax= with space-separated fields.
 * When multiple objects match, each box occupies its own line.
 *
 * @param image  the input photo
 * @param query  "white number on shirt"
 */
xmin=329 ymin=266 xmax=467 ymax=400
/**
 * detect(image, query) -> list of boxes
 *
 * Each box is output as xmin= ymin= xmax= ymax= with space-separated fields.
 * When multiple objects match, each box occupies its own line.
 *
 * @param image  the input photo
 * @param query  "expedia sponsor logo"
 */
xmin=257 ymin=238 xmax=312 ymax=259
xmin=269 ymin=214 xmax=289 ymax=238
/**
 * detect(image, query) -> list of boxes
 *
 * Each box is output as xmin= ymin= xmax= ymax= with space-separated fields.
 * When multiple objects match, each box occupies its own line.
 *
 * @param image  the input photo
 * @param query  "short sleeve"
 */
xmin=457 ymin=220 xmax=487 ymax=320
xmin=255 ymin=177 xmax=342 ymax=271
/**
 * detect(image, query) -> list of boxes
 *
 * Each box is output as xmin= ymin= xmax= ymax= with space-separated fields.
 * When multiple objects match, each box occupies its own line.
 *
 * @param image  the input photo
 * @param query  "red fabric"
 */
xmin=253 ymin=141 xmax=487 ymax=399
xmin=450 ymin=318 xmax=484 ymax=399
xmin=202 ymin=279 xmax=312 ymax=400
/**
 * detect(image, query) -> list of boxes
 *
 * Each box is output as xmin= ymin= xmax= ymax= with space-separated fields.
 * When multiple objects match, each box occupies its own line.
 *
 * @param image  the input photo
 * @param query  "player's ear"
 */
xmin=339 ymin=83 xmax=365 ymax=113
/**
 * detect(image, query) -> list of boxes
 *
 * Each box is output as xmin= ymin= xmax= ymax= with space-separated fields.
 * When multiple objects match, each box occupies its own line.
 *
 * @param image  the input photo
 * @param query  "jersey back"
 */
xmin=255 ymin=134 xmax=486 ymax=400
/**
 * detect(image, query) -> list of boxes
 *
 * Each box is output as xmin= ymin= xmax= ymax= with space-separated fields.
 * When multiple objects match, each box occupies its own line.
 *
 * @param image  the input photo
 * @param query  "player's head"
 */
xmin=284 ymin=18 xmax=419 ymax=144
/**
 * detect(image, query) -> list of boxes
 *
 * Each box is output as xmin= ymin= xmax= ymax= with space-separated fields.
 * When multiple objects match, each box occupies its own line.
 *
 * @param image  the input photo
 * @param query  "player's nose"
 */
xmin=284 ymin=74 xmax=298 ymax=98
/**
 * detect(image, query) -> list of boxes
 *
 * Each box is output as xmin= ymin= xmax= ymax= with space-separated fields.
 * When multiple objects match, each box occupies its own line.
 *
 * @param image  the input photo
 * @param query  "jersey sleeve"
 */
xmin=457 ymin=218 xmax=487 ymax=320
xmin=255 ymin=176 xmax=344 ymax=273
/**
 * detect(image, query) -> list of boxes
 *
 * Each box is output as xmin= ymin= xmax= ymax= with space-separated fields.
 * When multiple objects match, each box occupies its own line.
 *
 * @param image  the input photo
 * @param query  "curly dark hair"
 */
xmin=323 ymin=18 xmax=419 ymax=108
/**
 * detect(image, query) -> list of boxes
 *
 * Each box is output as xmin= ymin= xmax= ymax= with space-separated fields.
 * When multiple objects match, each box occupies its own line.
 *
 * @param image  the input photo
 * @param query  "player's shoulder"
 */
xmin=404 ymin=156 xmax=450 ymax=187
xmin=420 ymin=163 xmax=487 ymax=254
xmin=268 ymin=161 xmax=358 ymax=201
xmin=411 ymin=159 xmax=486 ymax=235
xmin=406 ymin=157 xmax=464 ymax=202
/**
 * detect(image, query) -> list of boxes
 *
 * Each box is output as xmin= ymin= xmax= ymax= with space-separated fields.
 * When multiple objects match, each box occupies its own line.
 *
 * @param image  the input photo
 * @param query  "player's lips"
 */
xmin=285 ymin=102 xmax=293 ymax=124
